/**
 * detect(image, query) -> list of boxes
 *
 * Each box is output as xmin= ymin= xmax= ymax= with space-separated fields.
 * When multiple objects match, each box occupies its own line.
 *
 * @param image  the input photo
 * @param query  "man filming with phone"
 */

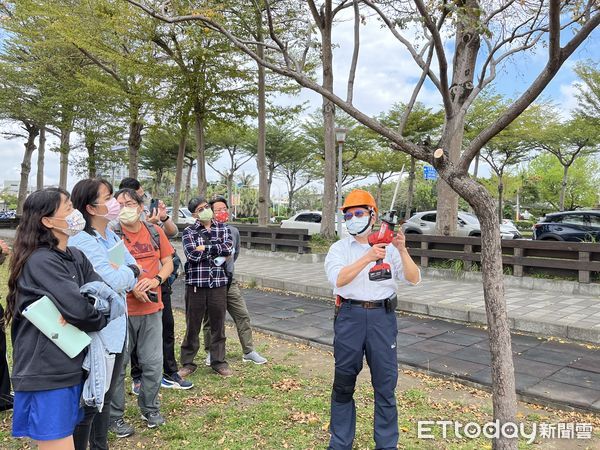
xmin=118 ymin=177 xmax=178 ymax=238
xmin=324 ymin=189 xmax=420 ymax=450
xmin=110 ymin=188 xmax=174 ymax=429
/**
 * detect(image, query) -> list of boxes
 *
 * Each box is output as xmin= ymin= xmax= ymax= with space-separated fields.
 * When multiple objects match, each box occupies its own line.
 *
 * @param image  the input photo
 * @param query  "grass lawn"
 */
xmin=0 ymin=264 xmax=599 ymax=448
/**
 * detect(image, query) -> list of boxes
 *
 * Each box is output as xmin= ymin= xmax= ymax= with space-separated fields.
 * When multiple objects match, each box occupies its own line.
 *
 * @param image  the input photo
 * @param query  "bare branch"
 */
xmin=459 ymin=0 xmax=600 ymax=172
xmin=483 ymin=0 xmax=517 ymax=24
xmin=362 ymin=0 xmax=442 ymax=92
xmin=346 ymin=0 xmax=360 ymax=104
xmin=413 ymin=0 xmax=451 ymax=115
xmin=75 ymin=46 xmax=125 ymax=89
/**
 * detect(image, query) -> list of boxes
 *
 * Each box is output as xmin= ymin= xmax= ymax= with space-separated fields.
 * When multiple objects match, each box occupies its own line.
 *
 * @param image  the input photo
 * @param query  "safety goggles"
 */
xmin=343 ymin=209 xmax=369 ymax=221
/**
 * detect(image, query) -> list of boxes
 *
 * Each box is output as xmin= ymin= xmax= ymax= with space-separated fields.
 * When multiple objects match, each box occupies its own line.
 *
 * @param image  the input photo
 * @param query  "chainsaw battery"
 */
xmin=368 ymin=263 xmax=392 ymax=281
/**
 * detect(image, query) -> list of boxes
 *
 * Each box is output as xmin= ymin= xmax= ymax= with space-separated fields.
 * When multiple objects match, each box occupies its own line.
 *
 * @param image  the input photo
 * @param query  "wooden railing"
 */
xmin=176 ymin=223 xmax=311 ymax=254
xmin=404 ymin=234 xmax=600 ymax=283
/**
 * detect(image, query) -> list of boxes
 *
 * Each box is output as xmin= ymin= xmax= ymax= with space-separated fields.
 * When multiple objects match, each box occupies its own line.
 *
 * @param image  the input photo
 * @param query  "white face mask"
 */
xmin=346 ymin=216 xmax=371 ymax=237
xmin=52 ymin=209 xmax=86 ymax=237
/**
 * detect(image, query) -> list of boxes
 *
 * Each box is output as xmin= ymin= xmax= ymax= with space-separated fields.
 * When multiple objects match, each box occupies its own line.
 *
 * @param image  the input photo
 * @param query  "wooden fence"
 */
xmin=404 ymin=234 xmax=600 ymax=283
xmin=177 ymin=223 xmax=311 ymax=254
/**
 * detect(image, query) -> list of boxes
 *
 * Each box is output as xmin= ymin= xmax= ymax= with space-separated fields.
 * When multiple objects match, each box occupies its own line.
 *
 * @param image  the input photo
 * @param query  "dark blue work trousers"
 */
xmin=329 ymin=301 xmax=399 ymax=450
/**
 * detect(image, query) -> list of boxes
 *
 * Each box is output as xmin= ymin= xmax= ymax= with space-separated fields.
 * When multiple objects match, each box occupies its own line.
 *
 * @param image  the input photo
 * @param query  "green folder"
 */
xmin=22 ymin=295 xmax=91 ymax=359
xmin=108 ymin=240 xmax=125 ymax=266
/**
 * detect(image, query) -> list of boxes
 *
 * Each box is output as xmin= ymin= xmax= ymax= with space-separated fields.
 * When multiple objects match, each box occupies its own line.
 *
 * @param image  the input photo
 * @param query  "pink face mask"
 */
xmin=100 ymin=197 xmax=121 ymax=221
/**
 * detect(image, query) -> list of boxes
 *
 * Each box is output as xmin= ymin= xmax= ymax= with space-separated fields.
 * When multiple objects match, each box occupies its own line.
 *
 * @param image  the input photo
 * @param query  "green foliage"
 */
xmin=574 ymin=60 xmax=600 ymax=121
xmin=514 ymin=220 xmax=534 ymax=231
xmin=525 ymin=153 xmax=599 ymax=211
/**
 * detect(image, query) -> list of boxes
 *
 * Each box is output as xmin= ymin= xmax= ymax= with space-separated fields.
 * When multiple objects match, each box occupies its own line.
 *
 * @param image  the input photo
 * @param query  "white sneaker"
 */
xmin=243 ymin=351 xmax=268 ymax=365
xmin=205 ymin=353 xmax=211 ymax=366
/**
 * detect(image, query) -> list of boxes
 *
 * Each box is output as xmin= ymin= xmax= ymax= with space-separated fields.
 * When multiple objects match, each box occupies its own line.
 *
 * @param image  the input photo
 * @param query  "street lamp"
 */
xmin=335 ymin=127 xmax=348 ymax=237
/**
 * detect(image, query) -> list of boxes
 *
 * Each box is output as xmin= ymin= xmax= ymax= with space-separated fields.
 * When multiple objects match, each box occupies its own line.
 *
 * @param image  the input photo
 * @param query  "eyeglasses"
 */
xmin=343 ymin=210 xmax=369 ymax=221
xmin=120 ymin=202 xmax=138 ymax=208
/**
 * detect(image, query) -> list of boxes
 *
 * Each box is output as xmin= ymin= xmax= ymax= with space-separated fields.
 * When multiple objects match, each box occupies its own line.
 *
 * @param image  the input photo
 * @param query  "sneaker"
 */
xmin=213 ymin=366 xmax=233 ymax=377
xmin=161 ymin=377 xmax=175 ymax=389
xmin=141 ymin=411 xmax=166 ymax=428
xmin=205 ymin=353 xmax=211 ymax=366
xmin=109 ymin=418 xmax=135 ymax=438
xmin=131 ymin=378 xmax=141 ymax=396
xmin=243 ymin=351 xmax=268 ymax=365
xmin=178 ymin=366 xmax=195 ymax=378
xmin=165 ymin=373 xmax=193 ymax=390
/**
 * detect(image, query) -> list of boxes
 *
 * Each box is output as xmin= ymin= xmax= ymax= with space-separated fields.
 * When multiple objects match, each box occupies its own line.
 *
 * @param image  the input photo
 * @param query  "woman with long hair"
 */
xmin=69 ymin=178 xmax=138 ymax=446
xmin=6 ymin=188 xmax=107 ymax=450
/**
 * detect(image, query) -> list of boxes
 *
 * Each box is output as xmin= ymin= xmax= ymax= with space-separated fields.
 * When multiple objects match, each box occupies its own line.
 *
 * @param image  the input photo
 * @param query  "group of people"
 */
xmin=1 ymin=179 xmax=421 ymax=450
xmin=1 ymin=177 xmax=266 ymax=450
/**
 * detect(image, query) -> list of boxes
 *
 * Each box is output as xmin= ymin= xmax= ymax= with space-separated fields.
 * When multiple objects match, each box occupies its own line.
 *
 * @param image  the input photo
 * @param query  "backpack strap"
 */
xmin=142 ymin=222 xmax=161 ymax=251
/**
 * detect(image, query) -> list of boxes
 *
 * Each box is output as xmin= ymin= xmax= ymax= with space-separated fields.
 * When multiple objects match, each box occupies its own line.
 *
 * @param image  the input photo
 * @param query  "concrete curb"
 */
xmin=236 ymin=272 xmax=600 ymax=344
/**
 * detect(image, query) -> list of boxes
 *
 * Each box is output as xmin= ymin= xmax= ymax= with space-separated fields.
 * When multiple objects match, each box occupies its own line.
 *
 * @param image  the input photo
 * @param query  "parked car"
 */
xmin=402 ymin=211 xmax=522 ymax=239
xmin=280 ymin=211 xmax=349 ymax=237
xmin=532 ymin=211 xmax=600 ymax=241
xmin=166 ymin=207 xmax=196 ymax=225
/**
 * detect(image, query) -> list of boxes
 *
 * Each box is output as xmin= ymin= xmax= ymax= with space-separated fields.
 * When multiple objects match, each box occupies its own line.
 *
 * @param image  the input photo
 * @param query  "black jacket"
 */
xmin=11 ymin=246 xmax=107 ymax=391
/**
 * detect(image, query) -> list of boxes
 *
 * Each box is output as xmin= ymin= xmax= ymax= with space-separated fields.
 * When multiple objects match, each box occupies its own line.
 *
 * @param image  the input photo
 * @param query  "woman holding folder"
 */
xmin=69 ymin=178 xmax=139 ymax=447
xmin=5 ymin=188 xmax=108 ymax=450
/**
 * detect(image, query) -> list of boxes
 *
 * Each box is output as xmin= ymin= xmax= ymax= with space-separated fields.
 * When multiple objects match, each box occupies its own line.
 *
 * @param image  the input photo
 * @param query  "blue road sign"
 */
xmin=423 ymin=165 xmax=438 ymax=181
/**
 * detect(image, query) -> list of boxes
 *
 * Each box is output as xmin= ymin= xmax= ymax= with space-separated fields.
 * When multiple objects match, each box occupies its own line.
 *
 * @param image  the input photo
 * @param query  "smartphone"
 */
xmin=149 ymin=198 xmax=159 ymax=217
xmin=147 ymin=291 xmax=159 ymax=302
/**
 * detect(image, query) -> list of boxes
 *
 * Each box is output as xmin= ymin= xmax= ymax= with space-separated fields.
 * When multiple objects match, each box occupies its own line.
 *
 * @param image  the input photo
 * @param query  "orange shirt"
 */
xmin=121 ymin=223 xmax=174 ymax=316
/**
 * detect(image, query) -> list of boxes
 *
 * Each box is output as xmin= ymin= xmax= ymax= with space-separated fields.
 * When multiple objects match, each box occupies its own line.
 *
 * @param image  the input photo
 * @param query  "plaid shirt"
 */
xmin=182 ymin=220 xmax=233 ymax=288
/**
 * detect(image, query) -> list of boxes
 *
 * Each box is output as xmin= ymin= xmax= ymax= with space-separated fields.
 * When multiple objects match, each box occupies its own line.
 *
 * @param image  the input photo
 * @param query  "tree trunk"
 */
xmin=256 ymin=14 xmax=269 ymax=226
xmin=172 ymin=121 xmax=188 ymax=225
xmin=194 ymin=107 xmax=207 ymax=196
xmin=473 ymin=152 xmax=480 ymax=178
xmin=436 ymin=116 xmax=464 ymax=235
xmin=59 ymin=124 xmax=72 ymax=190
xmin=375 ymin=179 xmax=383 ymax=206
xmin=320 ymin=14 xmax=337 ymax=238
xmin=85 ymin=131 xmax=97 ymax=178
xmin=559 ymin=164 xmax=569 ymax=211
xmin=226 ymin=173 xmax=233 ymax=207
xmin=36 ymin=127 xmax=46 ymax=191
xmin=451 ymin=175 xmax=517 ymax=450
xmin=185 ymin=159 xmax=193 ymax=205
xmin=17 ymin=123 xmax=39 ymax=216
xmin=497 ymin=178 xmax=504 ymax=223
xmin=405 ymin=156 xmax=416 ymax=220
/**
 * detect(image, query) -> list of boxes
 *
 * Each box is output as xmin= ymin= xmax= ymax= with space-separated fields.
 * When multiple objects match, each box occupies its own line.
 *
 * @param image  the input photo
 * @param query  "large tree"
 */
xmin=128 ymin=2 xmax=600 ymax=448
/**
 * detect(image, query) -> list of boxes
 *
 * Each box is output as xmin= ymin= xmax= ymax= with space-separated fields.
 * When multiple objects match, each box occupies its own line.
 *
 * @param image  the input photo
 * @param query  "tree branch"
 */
xmin=458 ymin=1 xmax=600 ymax=172
xmin=346 ymin=0 xmax=360 ymax=104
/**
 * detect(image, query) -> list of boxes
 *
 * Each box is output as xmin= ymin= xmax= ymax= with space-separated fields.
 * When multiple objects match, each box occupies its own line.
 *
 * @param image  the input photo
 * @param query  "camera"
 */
xmin=147 ymin=291 xmax=159 ymax=302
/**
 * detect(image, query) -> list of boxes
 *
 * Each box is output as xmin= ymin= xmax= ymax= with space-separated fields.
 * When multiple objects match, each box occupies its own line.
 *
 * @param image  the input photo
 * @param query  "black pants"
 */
xmin=73 ymin=350 xmax=125 ymax=450
xmin=0 ymin=305 xmax=12 ymax=412
xmin=180 ymin=285 xmax=228 ymax=371
xmin=131 ymin=284 xmax=178 ymax=379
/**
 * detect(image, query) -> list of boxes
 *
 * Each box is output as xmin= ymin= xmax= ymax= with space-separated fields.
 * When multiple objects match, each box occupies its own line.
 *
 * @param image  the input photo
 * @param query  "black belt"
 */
xmin=340 ymin=298 xmax=385 ymax=309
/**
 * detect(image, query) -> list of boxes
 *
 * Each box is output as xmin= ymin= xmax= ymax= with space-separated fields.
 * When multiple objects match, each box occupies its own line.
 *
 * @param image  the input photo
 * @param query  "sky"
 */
xmin=0 ymin=6 xmax=598 ymax=200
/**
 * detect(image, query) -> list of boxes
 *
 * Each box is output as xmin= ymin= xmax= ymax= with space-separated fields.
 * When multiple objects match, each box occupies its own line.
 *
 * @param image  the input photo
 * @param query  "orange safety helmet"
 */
xmin=341 ymin=189 xmax=378 ymax=214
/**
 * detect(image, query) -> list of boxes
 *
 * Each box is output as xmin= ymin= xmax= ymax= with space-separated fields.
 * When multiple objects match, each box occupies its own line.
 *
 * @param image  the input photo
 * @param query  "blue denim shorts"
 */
xmin=12 ymin=383 xmax=84 ymax=441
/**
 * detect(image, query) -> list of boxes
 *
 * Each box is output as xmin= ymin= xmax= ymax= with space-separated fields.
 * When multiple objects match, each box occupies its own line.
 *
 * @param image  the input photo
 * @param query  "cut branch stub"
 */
xmin=433 ymin=147 xmax=444 ymax=167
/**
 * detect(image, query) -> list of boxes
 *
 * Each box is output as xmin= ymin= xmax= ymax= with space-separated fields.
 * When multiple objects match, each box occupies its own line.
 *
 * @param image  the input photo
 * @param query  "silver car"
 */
xmin=402 ymin=211 xmax=521 ymax=239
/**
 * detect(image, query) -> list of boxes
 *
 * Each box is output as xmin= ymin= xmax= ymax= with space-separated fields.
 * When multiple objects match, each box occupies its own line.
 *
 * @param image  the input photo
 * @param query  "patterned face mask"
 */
xmin=52 ymin=209 xmax=86 ymax=237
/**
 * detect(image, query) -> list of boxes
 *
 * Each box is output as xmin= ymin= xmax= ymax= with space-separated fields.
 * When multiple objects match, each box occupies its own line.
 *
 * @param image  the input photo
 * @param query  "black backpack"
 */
xmin=113 ymin=221 xmax=181 ymax=286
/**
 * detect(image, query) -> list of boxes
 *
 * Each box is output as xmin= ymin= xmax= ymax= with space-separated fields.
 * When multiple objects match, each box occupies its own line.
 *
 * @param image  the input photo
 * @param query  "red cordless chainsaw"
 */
xmin=367 ymin=210 xmax=398 ymax=281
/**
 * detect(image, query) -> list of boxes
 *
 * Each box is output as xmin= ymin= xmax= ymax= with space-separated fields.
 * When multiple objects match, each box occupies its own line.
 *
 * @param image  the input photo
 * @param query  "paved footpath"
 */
xmin=170 ymin=282 xmax=600 ymax=413
xmin=232 ymin=251 xmax=600 ymax=344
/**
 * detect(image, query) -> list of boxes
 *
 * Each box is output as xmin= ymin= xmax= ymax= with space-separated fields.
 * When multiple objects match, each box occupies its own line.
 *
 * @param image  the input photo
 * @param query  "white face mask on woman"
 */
xmin=52 ymin=209 xmax=87 ymax=237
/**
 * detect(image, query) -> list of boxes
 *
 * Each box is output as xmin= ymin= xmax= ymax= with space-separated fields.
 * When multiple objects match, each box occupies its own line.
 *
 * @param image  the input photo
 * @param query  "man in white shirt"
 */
xmin=324 ymin=189 xmax=420 ymax=450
